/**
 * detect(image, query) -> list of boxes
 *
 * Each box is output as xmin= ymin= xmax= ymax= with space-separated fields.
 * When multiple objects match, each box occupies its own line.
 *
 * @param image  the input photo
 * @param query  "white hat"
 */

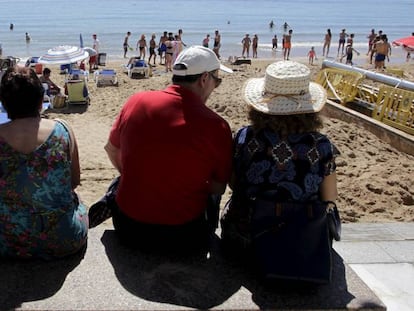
xmin=243 ymin=61 xmax=327 ymax=115
xmin=173 ymin=45 xmax=233 ymax=76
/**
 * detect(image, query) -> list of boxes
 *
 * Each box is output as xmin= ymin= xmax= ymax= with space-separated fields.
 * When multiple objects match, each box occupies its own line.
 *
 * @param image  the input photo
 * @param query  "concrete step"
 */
xmin=0 ymin=224 xmax=386 ymax=310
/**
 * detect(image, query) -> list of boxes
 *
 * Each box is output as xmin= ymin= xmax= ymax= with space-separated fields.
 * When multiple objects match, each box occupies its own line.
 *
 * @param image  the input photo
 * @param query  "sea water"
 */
xmin=0 ymin=0 xmax=412 ymax=63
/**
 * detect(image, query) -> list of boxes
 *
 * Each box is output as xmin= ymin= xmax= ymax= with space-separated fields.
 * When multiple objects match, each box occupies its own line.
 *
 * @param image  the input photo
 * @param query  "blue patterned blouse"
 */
xmin=232 ymin=126 xmax=340 ymax=201
xmin=0 ymin=121 xmax=88 ymax=259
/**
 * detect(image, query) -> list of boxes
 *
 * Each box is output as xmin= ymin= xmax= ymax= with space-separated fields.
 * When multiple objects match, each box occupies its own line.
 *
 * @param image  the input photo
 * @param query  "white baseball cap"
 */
xmin=172 ymin=45 xmax=233 ymax=76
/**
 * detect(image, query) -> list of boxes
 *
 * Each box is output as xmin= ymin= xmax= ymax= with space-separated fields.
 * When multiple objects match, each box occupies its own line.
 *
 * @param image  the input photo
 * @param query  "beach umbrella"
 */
xmin=38 ymin=45 xmax=89 ymax=64
xmin=392 ymin=35 xmax=414 ymax=52
xmin=80 ymin=33 xmax=84 ymax=48
xmin=83 ymin=47 xmax=97 ymax=57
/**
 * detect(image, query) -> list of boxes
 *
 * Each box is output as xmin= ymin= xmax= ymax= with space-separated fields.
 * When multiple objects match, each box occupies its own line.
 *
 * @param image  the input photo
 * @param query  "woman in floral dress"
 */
xmin=0 ymin=66 xmax=88 ymax=259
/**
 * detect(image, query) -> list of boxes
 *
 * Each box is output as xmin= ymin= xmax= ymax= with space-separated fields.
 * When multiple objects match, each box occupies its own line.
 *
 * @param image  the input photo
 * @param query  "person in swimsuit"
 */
xmin=165 ymin=32 xmax=175 ymax=72
xmin=337 ymin=29 xmax=348 ymax=56
xmin=283 ymin=29 xmax=293 ymax=60
xmin=148 ymin=33 xmax=157 ymax=66
xmin=252 ymin=34 xmax=258 ymax=58
xmin=123 ymin=31 xmax=131 ymax=58
xmin=202 ymin=34 xmax=210 ymax=48
xmin=322 ymin=28 xmax=331 ymax=57
xmin=158 ymin=31 xmax=168 ymax=65
xmin=137 ymin=34 xmax=147 ymax=60
xmin=241 ymin=34 xmax=251 ymax=58
xmin=213 ymin=30 xmax=221 ymax=59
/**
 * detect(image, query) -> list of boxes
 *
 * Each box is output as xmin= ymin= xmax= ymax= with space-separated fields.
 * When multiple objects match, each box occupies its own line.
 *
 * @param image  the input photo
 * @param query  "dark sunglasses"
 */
xmin=209 ymin=72 xmax=222 ymax=88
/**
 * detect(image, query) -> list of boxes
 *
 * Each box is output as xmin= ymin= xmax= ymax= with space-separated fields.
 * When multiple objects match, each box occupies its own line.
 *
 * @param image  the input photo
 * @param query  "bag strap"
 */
xmin=55 ymin=118 xmax=75 ymax=158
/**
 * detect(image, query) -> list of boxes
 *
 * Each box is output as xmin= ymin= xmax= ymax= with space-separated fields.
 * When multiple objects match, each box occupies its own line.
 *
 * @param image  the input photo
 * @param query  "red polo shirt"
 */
xmin=109 ymin=85 xmax=232 ymax=225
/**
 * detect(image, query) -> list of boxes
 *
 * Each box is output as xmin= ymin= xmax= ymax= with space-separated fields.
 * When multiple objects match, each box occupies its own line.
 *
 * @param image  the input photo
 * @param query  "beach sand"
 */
xmin=43 ymin=53 xmax=414 ymax=223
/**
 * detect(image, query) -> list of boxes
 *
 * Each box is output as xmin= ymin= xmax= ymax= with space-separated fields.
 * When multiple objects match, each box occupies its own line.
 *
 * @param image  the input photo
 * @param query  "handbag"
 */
xmin=250 ymin=196 xmax=335 ymax=284
xmin=88 ymin=176 xmax=120 ymax=228
xmin=327 ymin=201 xmax=341 ymax=241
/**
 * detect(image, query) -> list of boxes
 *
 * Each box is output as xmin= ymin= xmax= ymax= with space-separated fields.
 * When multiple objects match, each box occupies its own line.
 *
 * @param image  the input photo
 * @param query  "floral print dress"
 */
xmin=0 ymin=122 xmax=88 ymax=259
xmin=221 ymin=126 xmax=340 ymax=248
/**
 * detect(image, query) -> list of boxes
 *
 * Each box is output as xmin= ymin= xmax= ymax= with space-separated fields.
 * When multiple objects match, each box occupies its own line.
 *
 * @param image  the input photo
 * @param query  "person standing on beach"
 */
xmin=148 ymin=33 xmax=157 ymax=66
xmin=367 ymin=29 xmax=376 ymax=55
xmin=177 ymin=29 xmax=187 ymax=49
xmin=343 ymin=43 xmax=360 ymax=65
xmin=252 ymin=34 xmax=258 ymax=58
xmin=283 ymin=29 xmax=293 ymax=60
xmin=347 ymin=33 xmax=355 ymax=46
xmin=164 ymin=32 xmax=175 ymax=72
xmin=123 ymin=31 xmax=131 ymax=58
xmin=90 ymin=33 xmax=100 ymax=71
xmin=158 ymin=31 xmax=168 ymax=65
xmin=272 ymin=35 xmax=278 ymax=50
xmin=241 ymin=34 xmax=251 ymax=58
xmin=213 ymin=30 xmax=221 ymax=59
xmin=373 ymin=34 xmax=389 ymax=70
xmin=337 ymin=29 xmax=348 ymax=56
xmin=307 ymin=46 xmax=317 ymax=65
xmin=202 ymin=34 xmax=210 ymax=48
xmin=103 ymin=46 xmax=233 ymax=253
xmin=137 ymin=34 xmax=147 ymax=60
xmin=322 ymin=28 xmax=332 ymax=57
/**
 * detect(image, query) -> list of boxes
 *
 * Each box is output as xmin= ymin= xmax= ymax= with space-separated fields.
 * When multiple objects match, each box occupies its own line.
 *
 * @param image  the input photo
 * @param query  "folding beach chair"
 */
xmin=65 ymin=80 xmax=90 ymax=105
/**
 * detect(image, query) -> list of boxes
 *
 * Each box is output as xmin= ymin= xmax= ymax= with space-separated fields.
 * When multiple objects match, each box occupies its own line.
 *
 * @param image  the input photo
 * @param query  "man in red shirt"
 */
xmin=105 ymin=46 xmax=233 ymax=252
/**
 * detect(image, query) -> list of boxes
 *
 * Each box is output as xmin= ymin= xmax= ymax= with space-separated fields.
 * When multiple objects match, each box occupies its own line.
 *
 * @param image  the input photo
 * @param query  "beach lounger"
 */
xmin=94 ymin=69 xmax=119 ymax=87
xmin=68 ymin=68 xmax=89 ymax=81
xmin=65 ymin=80 xmax=90 ymax=105
xmin=126 ymin=58 xmax=150 ymax=79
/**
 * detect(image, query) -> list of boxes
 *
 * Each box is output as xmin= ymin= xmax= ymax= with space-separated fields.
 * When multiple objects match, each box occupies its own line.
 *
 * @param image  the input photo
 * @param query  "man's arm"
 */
xmin=104 ymin=140 xmax=122 ymax=173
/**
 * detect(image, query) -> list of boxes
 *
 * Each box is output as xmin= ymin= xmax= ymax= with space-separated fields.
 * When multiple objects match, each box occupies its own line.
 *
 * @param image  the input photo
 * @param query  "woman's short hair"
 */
xmin=172 ymin=73 xmax=202 ymax=84
xmin=248 ymin=106 xmax=323 ymax=136
xmin=0 ymin=66 xmax=44 ymax=120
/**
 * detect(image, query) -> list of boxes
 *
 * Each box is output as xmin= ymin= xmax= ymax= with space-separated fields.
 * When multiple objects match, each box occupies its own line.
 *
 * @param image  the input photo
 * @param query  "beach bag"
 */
xmin=88 ymin=176 xmax=120 ymax=228
xmin=250 ymin=195 xmax=338 ymax=284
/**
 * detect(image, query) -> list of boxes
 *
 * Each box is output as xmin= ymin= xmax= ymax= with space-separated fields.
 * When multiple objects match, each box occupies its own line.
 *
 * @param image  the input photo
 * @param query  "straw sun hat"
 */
xmin=243 ymin=61 xmax=327 ymax=115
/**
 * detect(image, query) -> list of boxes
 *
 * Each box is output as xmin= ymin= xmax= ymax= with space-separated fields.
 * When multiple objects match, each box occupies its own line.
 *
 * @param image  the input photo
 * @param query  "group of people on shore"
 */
xmin=122 ymin=29 xmax=222 ymax=72
xmin=321 ymin=27 xmax=392 ymax=68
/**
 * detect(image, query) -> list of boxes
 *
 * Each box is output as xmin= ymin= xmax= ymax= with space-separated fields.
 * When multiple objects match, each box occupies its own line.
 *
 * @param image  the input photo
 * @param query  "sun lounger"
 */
xmin=124 ymin=58 xmax=150 ymax=79
xmin=94 ymin=69 xmax=119 ymax=87
xmin=68 ymin=68 xmax=89 ymax=81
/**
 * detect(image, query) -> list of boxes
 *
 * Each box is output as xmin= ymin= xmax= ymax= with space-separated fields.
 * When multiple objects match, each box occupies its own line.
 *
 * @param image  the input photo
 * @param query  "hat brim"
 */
xmin=220 ymin=63 xmax=233 ymax=73
xmin=243 ymin=77 xmax=327 ymax=115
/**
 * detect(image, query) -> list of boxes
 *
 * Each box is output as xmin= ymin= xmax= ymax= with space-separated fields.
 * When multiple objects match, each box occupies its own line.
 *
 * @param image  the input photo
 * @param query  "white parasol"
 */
xmin=38 ymin=45 xmax=89 ymax=64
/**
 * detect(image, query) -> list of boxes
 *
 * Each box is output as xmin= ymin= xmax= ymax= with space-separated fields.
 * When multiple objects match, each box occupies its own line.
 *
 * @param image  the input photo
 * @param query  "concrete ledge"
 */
xmin=323 ymin=99 xmax=414 ymax=156
xmin=0 ymin=225 xmax=386 ymax=310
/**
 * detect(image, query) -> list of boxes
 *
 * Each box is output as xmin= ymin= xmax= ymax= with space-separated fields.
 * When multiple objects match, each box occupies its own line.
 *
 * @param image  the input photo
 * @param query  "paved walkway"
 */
xmin=333 ymin=222 xmax=414 ymax=311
